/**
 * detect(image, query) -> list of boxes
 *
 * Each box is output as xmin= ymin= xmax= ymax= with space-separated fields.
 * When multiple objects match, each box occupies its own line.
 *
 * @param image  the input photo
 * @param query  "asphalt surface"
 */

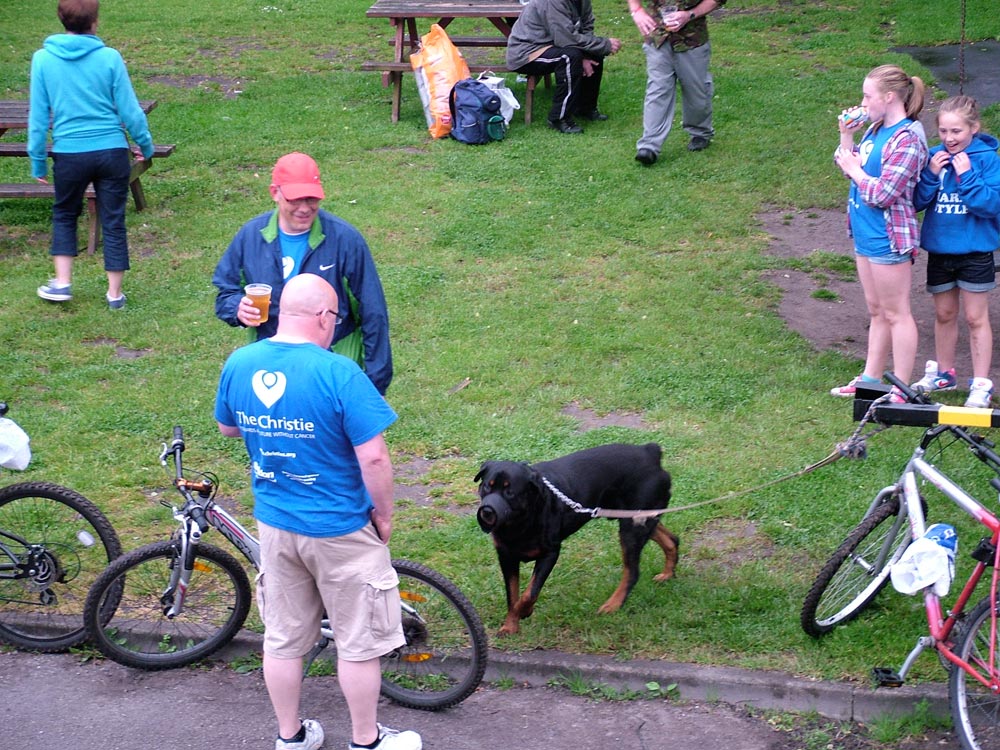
xmin=893 ymin=39 xmax=1000 ymax=108
xmin=1 ymin=634 xmax=952 ymax=750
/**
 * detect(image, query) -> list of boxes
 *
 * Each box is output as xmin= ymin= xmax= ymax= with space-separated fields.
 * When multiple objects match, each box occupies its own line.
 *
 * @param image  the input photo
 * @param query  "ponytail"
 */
xmin=867 ymin=65 xmax=925 ymax=120
xmin=905 ymin=75 xmax=925 ymax=120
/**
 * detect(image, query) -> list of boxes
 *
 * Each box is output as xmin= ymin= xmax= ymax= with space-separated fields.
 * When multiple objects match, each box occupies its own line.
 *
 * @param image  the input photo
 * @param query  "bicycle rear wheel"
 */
xmin=950 ymin=596 xmax=1000 ymax=750
xmin=800 ymin=490 xmax=911 ymax=637
xmin=83 ymin=540 xmax=251 ymax=669
xmin=379 ymin=559 xmax=488 ymax=710
xmin=0 ymin=481 xmax=122 ymax=651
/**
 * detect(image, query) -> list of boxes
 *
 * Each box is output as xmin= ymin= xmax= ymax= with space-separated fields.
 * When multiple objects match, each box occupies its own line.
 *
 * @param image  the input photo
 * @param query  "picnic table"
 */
xmin=364 ymin=0 xmax=545 ymax=124
xmin=0 ymin=99 xmax=174 ymax=254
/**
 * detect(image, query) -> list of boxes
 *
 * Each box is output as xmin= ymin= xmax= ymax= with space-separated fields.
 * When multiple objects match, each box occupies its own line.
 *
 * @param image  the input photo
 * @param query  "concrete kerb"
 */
xmin=218 ymin=630 xmax=949 ymax=724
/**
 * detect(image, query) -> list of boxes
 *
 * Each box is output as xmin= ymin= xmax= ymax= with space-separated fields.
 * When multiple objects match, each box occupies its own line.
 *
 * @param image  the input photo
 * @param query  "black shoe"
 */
xmin=635 ymin=148 xmax=657 ymax=166
xmin=577 ymin=110 xmax=608 ymax=121
xmin=687 ymin=136 xmax=711 ymax=151
xmin=548 ymin=118 xmax=583 ymax=134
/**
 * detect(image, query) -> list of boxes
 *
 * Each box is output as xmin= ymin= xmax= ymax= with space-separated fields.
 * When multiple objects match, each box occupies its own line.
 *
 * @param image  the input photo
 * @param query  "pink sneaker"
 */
xmin=830 ymin=375 xmax=863 ymax=397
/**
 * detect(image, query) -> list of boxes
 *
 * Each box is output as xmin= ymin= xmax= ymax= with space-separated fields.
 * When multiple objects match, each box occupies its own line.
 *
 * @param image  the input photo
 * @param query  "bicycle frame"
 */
xmin=162 ymin=468 xmax=421 ymax=654
xmin=161 ymin=489 xmax=260 ymax=619
xmin=0 ymin=530 xmax=29 ymax=579
xmin=882 ymin=439 xmax=1000 ymax=690
xmin=0 ymin=530 xmax=55 ymax=604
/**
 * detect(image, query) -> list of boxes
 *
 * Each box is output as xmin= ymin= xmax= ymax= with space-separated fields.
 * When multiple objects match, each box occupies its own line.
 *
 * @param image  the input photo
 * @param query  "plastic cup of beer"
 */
xmin=659 ymin=5 xmax=678 ymax=26
xmin=245 ymin=283 xmax=272 ymax=324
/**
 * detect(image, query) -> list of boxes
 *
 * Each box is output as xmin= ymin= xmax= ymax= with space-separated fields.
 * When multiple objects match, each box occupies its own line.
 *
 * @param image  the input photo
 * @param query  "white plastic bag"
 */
xmin=0 ymin=417 xmax=31 ymax=470
xmin=477 ymin=71 xmax=520 ymax=125
xmin=891 ymin=523 xmax=957 ymax=596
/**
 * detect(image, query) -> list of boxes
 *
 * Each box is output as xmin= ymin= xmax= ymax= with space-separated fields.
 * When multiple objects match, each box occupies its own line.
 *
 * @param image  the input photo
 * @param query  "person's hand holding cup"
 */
xmin=239 ymin=283 xmax=272 ymax=327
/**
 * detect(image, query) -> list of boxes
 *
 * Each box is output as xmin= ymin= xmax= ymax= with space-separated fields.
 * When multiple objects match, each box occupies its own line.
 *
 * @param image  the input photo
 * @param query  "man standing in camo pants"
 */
xmin=628 ymin=0 xmax=725 ymax=166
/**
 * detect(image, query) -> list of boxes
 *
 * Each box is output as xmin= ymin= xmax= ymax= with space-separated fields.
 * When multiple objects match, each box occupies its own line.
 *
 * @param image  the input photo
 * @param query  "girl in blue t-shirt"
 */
xmin=830 ymin=64 xmax=929 ymax=399
xmin=910 ymin=96 xmax=1000 ymax=408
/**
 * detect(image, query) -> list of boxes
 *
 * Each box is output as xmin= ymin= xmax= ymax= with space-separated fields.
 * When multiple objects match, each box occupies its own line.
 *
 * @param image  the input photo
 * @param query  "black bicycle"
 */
xmin=0 ymin=402 xmax=122 ymax=651
xmin=84 ymin=427 xmax=488 ymax=710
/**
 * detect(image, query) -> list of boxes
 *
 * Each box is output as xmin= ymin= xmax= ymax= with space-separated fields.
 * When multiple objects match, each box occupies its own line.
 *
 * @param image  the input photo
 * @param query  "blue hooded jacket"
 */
xmin=915 ymin=132 xmax=1000 ymax=254
xmin=28 ymin=33 xmax=153 ymax=180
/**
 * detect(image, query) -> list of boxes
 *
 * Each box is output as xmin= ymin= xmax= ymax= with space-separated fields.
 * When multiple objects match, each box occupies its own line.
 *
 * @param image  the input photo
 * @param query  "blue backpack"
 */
xmin=449 ymin=78 xmax=506 ymax=145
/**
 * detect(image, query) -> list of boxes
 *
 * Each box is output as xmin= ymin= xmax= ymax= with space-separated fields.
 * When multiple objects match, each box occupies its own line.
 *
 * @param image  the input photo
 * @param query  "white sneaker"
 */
xmin=965 ymin=378 xmax=994 ymax=409
xmin=276 ymin=719 xmax=324 ymax=750
xmin=911 ymin=360 xmax=957 ymax=393
xmin=349 ymin=724 xmax=422 ymax=750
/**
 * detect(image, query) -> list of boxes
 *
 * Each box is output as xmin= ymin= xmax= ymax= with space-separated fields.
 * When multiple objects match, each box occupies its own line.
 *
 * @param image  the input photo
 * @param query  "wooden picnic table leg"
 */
xmin=128 ymin=158 xmax=151 ymax=212
xmin=387 ymin=17 xmax=409 ymax=123
xmin=488 ymin=16 xmax=515 ymax=36
xmin=404 ymin=18 xmax=418 ymax=52
xmin=390 ymin=72 xmax=402 ymax=123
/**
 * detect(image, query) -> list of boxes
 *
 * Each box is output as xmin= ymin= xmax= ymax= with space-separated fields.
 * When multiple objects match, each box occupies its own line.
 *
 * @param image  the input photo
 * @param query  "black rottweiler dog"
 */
xmin=474 ymin=442 xmax=678 ymax=636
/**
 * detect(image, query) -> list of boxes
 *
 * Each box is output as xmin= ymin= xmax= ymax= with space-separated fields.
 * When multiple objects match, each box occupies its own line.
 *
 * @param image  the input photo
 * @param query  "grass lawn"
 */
xmin=1 ymin=0 xmax=999 ymax=686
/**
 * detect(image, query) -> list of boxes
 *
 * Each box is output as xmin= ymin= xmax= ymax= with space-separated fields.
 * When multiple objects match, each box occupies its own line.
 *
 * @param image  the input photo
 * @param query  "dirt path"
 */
xmin=758 ymin=206 xmax=994 ymax=385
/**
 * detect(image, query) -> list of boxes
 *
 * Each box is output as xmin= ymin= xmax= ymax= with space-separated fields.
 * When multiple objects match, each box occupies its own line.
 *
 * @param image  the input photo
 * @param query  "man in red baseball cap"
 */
xmin=212 ymin=152 xmax=393 ymax=393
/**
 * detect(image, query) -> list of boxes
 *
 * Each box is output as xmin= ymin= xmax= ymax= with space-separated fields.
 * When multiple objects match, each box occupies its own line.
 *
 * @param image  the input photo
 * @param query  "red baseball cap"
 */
xmin=271 ymin=152 xmax=325 ymax=201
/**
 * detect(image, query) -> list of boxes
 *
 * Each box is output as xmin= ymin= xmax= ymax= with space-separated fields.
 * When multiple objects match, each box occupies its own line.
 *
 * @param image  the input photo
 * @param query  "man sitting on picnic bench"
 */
xmin=505 ymin=0 xmax=621 ymax=134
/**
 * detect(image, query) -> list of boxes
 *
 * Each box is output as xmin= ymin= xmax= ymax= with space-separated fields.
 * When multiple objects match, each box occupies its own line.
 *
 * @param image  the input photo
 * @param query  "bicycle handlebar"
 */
xmin=163 ymin=426 xmax=211 ymax=533
xmin=868 ymin=372 xmax=1000 ymax=477
xmin=853 ymin=375 xmax=1000 ymax=430
xmin=170 ymin=425 xmax=185 ymax=478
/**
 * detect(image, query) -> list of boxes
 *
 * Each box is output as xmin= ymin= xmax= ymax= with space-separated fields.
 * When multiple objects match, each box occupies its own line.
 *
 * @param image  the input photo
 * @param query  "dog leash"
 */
xmin=541 ymin=394 xmax=892 ymax=518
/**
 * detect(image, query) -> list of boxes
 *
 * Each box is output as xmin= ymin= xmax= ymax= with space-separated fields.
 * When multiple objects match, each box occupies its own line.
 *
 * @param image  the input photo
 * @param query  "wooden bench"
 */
xmin=361 ymin=62 xmax=548 ymax=125
xmin=0 ymin=144 xmax=176 ymax=254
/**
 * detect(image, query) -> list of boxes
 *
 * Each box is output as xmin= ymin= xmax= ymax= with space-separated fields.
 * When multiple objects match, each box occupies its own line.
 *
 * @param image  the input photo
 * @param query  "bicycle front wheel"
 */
xmin=950 ymin=596 xmax=1000 ymax=750
xmin=84 ymin=540 xmax=251 ymax=669
xmin=380 ymin=559 xmax=488 ymax=710
xmin=0 ymin=481 xmax=122 ymax=651
xmin=800 ymin=490 xmax=910 ymax=638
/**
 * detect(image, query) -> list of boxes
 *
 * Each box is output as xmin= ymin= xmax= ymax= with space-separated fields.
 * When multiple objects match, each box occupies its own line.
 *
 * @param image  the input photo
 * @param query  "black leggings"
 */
xmin=517 ymin=46 xmax=605 ymax=122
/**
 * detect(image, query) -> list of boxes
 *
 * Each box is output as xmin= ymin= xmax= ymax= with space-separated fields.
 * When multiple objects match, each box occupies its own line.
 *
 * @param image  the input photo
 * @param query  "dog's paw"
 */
xmin=653 ymin=570 xmax=675 ymax=582
xmin=497 ymin=613 xmax=521 ymax=637
xmin=596 ymin=599 xmax=623 ymax=615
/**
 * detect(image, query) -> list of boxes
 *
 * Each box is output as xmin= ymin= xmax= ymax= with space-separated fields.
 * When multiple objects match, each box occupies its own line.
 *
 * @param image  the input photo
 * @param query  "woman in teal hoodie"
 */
xmin=28 ymin=0 xmax=153 ymax=309
xmin=912 ymin=95 xmax=1000 ymax=408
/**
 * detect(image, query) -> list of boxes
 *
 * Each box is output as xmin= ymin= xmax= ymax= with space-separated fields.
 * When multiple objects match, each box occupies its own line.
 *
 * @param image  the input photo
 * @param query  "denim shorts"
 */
xmin=926 ymin=251 xmax=996 ymax=293
xmin=854 ymin=245 xmax=914 ymax=266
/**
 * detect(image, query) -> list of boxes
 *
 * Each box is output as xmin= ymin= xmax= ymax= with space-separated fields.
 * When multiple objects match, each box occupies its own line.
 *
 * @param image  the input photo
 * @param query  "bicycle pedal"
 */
xmin=871 ymin=667 xmax=904 ymax=688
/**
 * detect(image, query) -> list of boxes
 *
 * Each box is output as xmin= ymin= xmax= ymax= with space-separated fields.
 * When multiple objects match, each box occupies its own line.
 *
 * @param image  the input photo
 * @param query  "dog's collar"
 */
xmin=540 ymin=476 xmax=669 ymax=521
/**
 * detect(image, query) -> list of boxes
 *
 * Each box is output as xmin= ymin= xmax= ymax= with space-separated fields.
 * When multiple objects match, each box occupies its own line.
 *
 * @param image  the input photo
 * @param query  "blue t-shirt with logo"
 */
xmin=214 ymin=339 xmax=397 ymax=537
xmin=848 ymin=120 xmax=909 ymax=255
xmin=279 ymin=228 xmax=309 ymax=280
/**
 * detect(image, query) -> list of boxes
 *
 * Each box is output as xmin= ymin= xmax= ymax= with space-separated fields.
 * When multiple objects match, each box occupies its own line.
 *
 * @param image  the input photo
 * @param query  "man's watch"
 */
xmin=689 ymin=10 xmax=696 ymax=19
